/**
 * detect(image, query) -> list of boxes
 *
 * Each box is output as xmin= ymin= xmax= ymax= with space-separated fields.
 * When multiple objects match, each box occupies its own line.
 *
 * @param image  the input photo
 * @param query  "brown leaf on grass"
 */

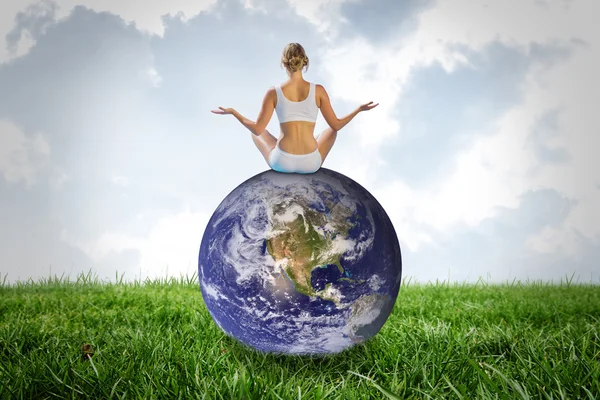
xmin=81 ymin=343 xmax=94 ymax=361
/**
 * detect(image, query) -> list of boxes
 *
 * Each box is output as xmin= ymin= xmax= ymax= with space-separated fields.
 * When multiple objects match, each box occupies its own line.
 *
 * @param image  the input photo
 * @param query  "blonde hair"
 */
xmin=281 ymin=43 xmax=309 ymax=74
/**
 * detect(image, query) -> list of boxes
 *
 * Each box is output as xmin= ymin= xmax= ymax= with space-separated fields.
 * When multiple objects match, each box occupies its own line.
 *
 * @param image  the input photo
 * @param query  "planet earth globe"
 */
xmin=198 ymin=168 xmax=402 ymax=355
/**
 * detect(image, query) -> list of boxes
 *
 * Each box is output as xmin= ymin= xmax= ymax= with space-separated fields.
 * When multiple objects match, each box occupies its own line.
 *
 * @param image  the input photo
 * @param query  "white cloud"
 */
xmin=0 ymin=119 xmax=51 ymax=185
xmin=0 ymin=1 xmax=30 ymax=62
xmin=522 ymin=43 xmax=600 ymax=253
xmin=55 ymin=0 xmax=218 ymax=36
xmin=316 ymin=16 xmax=472 ymax=170
xmin=242 ymin=0 xmax=268 ymax=14
xmin=417 ymin=0 xmax=597 ymax=52
xmin=143 ymin=67 xmax=162 ymax=88
xmin=316 ymin=0 xmax=600 ymax=258
xmin=318 ymin=0 xmax=597 ymax=151
xmin=284 ymin=0 xmax=348 ymax=38
xmin=378 ymin=42 xmax=599 ymax=253
xmin=526 ymin=225 xmax=580 ymax=258
xmin=60 ymin=207 xmax=210 ymax=280
xmin=0 ymin=0 xmax=218 ymax=62
xmin=111 ymin=176 xmax=129 ymax=187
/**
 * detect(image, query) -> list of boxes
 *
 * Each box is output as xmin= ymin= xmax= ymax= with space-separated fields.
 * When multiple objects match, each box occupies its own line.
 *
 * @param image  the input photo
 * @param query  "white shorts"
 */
xmin=269 ymin=144 xmax=322 ymax=174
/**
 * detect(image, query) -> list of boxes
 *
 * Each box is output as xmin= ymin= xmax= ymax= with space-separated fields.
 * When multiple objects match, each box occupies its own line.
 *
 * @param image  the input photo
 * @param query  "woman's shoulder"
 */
xmin=313 ymin=83 xmax=327 ymax=96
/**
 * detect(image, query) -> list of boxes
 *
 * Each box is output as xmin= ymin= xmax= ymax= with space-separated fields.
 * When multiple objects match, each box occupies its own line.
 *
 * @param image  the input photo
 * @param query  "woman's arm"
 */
xmin=335 ymin=108 xmax=361 ymax=131
xmin=317 ymin=84 xmax=378 ymax=131
xmin=214 ymin=88 xmax=276 ymax=136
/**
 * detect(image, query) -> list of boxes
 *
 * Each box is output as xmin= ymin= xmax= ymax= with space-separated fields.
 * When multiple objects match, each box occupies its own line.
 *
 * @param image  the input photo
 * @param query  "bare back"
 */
xmin=276 ymin=79 xmax=319 ymax=154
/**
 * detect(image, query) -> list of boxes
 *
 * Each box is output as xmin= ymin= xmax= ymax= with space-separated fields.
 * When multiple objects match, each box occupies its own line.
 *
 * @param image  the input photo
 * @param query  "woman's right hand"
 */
xmin=211 ymin=107 xmax=234 ymax=115
xmin=359 ymin=101 xmax=379 ymax=112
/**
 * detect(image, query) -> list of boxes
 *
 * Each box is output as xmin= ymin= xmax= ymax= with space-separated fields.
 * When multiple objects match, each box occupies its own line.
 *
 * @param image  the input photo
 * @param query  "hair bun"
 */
xmin=281 ymin=43 xmax=309 ymax=73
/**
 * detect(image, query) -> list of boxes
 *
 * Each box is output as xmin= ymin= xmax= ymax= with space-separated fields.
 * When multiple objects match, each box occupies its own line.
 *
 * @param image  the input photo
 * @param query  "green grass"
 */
xmin=1 ymin=271 xmax=598 ymax=399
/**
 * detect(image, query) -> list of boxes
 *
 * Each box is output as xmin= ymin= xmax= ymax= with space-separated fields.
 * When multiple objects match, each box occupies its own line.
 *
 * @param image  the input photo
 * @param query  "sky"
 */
xmin=0 ymin=0 xmax=598 ymax=285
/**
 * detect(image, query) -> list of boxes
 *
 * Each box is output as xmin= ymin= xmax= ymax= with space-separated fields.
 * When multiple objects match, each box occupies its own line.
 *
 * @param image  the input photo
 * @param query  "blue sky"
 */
xmin=1 ymin=0 xmax=598 ymax=284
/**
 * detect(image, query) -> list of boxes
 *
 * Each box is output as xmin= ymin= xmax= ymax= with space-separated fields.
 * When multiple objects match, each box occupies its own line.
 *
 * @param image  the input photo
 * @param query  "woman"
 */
xmin=211 ymin=43 xmax=378 ymax=174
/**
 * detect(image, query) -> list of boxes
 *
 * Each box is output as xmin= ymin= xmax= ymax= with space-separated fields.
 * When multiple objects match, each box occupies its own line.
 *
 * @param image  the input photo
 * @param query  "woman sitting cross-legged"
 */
xmin=211 ymin=42 xmax=378 ymax=174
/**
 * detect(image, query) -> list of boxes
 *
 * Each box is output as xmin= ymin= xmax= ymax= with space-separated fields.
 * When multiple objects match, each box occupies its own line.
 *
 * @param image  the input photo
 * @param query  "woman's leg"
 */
xmin=251 ymin=129 xmax=278 ymax=166
xmin=316 ymin=127 xmax=338 ymax=166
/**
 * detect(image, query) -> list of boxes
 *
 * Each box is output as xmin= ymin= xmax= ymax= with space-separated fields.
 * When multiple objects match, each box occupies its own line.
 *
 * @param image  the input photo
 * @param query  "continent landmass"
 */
xmin=266 ymin=198 xmax=359 ymax=304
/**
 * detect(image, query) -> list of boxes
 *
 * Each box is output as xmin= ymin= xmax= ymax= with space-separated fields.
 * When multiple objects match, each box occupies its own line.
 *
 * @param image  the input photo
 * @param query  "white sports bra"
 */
xmin=274 ymin=82 xmax=319 ymax=123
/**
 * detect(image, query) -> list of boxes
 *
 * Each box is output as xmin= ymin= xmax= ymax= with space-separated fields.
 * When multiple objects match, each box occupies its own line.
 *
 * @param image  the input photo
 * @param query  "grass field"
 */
xmin=1 ymin=272 xmax=598 ymax=399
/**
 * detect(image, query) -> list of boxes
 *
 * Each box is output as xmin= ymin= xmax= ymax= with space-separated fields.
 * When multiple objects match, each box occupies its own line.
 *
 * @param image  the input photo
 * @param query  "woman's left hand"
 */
xmin=211 ymin=107 xmax=234 ymax=115
xmin=359 ymin=101 xmax=379 ymax=112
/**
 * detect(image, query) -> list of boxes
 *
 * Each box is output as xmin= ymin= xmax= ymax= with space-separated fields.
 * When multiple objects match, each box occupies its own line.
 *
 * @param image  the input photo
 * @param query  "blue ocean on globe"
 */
xmin=198 ymin=168 xmax=402 ymax=355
